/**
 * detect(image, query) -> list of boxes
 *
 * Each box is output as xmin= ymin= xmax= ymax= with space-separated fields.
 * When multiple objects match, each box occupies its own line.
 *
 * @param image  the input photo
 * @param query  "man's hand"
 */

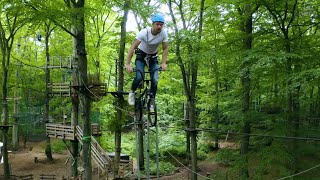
xmin=161 ymin=63 xmax=167 ymax=71
xmin=125 ymin=63 xmax=133 ymax=73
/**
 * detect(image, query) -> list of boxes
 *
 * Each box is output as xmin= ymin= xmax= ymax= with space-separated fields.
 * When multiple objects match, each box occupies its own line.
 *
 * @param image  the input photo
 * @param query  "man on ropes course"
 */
xmin=125 ymin=14 xmax=169 ymax=112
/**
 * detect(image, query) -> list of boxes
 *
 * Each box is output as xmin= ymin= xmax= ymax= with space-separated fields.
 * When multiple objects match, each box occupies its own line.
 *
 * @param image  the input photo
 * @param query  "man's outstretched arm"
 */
xmin=126 ymin=39 xmax=141 ymax=73
xmin=161 ymin=42 xmax=168 ymax=70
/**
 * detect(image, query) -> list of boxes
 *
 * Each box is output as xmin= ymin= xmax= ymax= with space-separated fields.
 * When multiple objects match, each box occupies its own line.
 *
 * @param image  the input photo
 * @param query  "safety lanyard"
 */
xmin=145 ymin=28 xmax=150 ymax=67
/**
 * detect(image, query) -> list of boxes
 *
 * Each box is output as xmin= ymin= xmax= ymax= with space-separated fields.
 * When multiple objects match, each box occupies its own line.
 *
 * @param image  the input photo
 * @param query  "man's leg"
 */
xmin=132 ymin=59 xmax=145 ymax=91
xmin=128 ymin=59 xmax=145 ymax=105
xmin=149 ymin=60 xmax=159 ymax=98
xmin=149 ymin=60 xmax=159 ymax=112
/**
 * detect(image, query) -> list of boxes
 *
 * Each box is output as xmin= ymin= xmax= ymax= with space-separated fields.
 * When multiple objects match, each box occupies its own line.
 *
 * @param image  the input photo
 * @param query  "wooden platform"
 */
xmin=45 ymin=123 xmax=132 ymax=175
xmin=0 ymin=174 xmax=33 ymax=180
xmin=88 ymin=83 xmax=107 ymax=100
xmin=46 ymin=56 xmax=73 ymax=69
xmin=46 ymin=124 xmax=75 ymax=140
xmin=40 ymin=174 xmax=55 ymax=180
xmin=119 ymin=160 xmax=133 ymax=178
xmin=47 ymin=82 xmax=72 ymax=97
xmin=75 ymin=125 xmax=112 ymax=171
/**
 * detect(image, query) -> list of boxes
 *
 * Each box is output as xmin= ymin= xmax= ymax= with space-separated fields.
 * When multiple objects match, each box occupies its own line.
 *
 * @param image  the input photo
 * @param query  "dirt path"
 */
xmin=0 ymin=141 xmax=231 ymax=179
xmin=0 ymin=141 xmax=70 ymax=179
xmin=157 ymin=162 xmax=221 ymax=180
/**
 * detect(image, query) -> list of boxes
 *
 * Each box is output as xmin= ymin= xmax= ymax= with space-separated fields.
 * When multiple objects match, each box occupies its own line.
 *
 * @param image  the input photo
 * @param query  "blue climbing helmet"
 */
xmin=151 ymin=14 xmax=165 ymax=23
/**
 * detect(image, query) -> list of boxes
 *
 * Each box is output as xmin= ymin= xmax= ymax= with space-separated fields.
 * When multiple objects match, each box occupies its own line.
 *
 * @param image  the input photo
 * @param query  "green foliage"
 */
xmin=51 ymin=140 xmax=68 ymax=154
xmin=197 ymin=150 xmax=208 ymax=161
xmin=100 ymin=132 xmax=136 ymax=157
xmin=295 ymin=141 xmax=320 ymax=157
xmin=158 ymin=129 xmax=186 ymax=157
xmin=214 ymin=148 xmax=238 ymax=166
xmin=1 ymin=0 xmax=320 ymax=178
xmin=251 ymin=141 xmax=294 ymax=179
xmin=149 ymin=160 xmax=176 ymax=176
xmin=100 ymin=130 xmax=182 ymax=176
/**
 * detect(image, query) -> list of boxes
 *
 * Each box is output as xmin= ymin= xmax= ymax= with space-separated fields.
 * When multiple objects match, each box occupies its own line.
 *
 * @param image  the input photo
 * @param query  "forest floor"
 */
xmin=0 ymin=140 xmax=71 ymax=179
xmin=0 ymin=140 xmax=233 ymax=180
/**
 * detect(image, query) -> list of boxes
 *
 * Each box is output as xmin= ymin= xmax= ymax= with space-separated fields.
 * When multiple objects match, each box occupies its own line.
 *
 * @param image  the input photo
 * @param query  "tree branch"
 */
xmin=11 ymin=55 xmax=43 ymax=69
xmin=264 ymin=2 xmax=286 ymax=34
xmin=168 ymin=0 xmax=191 ymax=97
xmin=25 ymin=1 xmax=77 ymax=38
xmin=287 ymin=0 xmax=298 ymax=30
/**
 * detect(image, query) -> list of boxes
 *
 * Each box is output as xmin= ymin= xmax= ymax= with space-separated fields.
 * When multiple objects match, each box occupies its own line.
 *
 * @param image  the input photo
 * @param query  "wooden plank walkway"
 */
xmin=47 ymin=56 xmax=73 ymax=69
xmin=45 ymin=123 xmax=132 ymax=178
xmin=46 ymin=124 xmax=75 ymax=140
xmin=75 ymin=125 xmax=112 ymax=172
xmin=47 ymin=82 xmax=72 ymax=97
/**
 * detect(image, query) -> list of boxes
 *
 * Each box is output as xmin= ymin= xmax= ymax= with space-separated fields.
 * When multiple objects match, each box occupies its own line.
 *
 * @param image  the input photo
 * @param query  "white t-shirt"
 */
xmin=136 ymin=27 xmax=168 ymax=54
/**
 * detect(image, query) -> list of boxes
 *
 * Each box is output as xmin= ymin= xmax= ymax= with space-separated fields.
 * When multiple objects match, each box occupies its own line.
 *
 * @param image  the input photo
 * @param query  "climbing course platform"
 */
xmin=47 ymin=82 xmax=72 ymax=97
xmin=46 ymin=56 xmax=74 ymax=69
xmin=46 ymin=124 xmax=75 ymax=140
xmin=75 ymin=125 xmax=112 ymax=171
xmin=46 ymin=123 xmax=135 ymax=178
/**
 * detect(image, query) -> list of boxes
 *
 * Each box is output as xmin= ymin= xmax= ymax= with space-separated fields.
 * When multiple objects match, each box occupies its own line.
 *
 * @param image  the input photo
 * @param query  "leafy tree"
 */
xmin=0 ymin=0 xmax=31 ymax=178
xmin=113 ymin=0 xmax=130 ymax=178
xmin=168 ymin=0 xmax=205 ymax=179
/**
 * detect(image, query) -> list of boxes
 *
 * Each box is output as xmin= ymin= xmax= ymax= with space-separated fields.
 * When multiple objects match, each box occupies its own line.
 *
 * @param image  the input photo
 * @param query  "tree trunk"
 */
xmin=2 ymin=80 xmax=10 ymax=178
xmin=189 ymin=59 xmax=198 ymax=180
xmin=44 ymin=23 xmax=53 ymax=161
xmin=264 ymin=0 xmax=299 ymax=173
xmin=213 ymin=58 xmax=219 ymax=149
xmin=137 ymin=118 xmax=144 ymax=171
xmin=168 ymin=1 xmax=204 ymax=179
xmin=189 ymin=99 xmax=197 ymax=180
xmin=71 ymin=30 xmax=80 ymax=178
xmin=2 ymin=46 xmax=12 ymax=179
xmin=184 ymin=103 xmax=191 ymax=163
xmin=70 ymin=0 xmax=91 ymax=179
xmin=239 ymin=3 xmax=254 ymax=178
xmin=168 ymin=0 xmax=192 ymax=166
xmin=286 ymin=38 xmax=300 ymax=173
xmin=71 ymin=95 xmax=79 ymax=177
xmin=309 ymin=87 xmax=314 ymax=117
xmin=189 ymin=1 xmax=204 ymax=180
xmin=12 ymin=90 xmax=19 ymax=151
xmin=316 ymin=86 xmax=320 ymax=127
xmin=114 ymin=1 xmax=130 ymax=178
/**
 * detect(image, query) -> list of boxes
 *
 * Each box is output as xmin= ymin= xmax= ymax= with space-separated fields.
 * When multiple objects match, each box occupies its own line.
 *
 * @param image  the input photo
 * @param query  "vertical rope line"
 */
xmin=145 ymin=114 xmax=151 ymax=179
xmin=135 ymin=114 xmax=141 ymax=180
xmin=155 ymin=123 xmax=160 ymax=179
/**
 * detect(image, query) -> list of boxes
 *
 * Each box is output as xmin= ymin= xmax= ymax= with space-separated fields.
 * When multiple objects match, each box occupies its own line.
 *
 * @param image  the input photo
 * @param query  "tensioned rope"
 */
xmin=167 ymin=148 xmax=320 ymax=180
xmin=80 ymin=73 xmax=320 ymax=179
xmin=151 ymin=125 xmax=320 ymax=142
xmin=12 ymin=56 xmax=43 ymax=69
xmin=167 ymin=151 xmax=212 ymax=180
xmin=276 ymin=163 xmax=320 ymax=180
xmin=185 ymin=128 xmax=320 ymax=141
xmin=79 ymin=76 xmax=134 ymax=118
xmin=80 ymin=75 xmax=156 ymax=178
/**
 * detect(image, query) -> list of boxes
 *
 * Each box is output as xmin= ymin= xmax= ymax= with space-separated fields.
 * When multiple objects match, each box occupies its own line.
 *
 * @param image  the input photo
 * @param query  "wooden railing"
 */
xmin=46 ymin=124 xmax=134 ymax=176
xmin=47 ymin=56 xmax=73 ymax=69
xmin=0 ymin=174 xmax=34 ymax=180
xmin=46 ymin=124 xmax=75 ymax=140
xmin=75 ymin=126 xmax=112 ymax=172
xmin=40 ymin=174 xmax=56 ymax=180
xmin=119 ymin=160 xmax=133 ymax=177
xmin=47 ymin=82 xmax=72 ymax=97
xmin=87 ymin=83 xmax=107 ymax=100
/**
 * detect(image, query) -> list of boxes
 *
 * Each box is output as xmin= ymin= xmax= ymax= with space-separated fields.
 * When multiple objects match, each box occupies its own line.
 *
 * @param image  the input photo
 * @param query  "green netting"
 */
xmin=91 ymin=111 xmax=100 ymax=124
xmin=16 ymin=104 xmax=46 ymax=142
